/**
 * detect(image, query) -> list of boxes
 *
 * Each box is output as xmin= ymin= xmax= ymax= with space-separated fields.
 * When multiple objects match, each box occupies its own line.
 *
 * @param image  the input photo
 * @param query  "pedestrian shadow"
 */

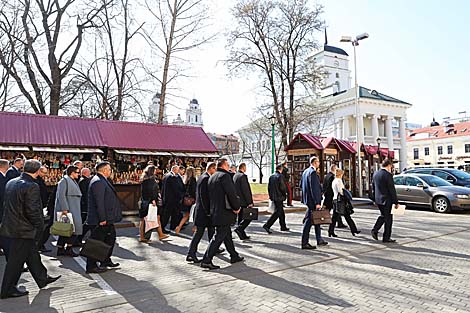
xmin=390 ymin=245 xmax=470 ymax=260
xmin=0 ymin=286 xmax=61 ymax=313
xmin=105 ymin=270 xmax=180 ymax=313
xmin=347 ymin=255 xmax=452 ymax=276
xmin=219 ymin=263 xmax=352 ymax=307
xmin=113 ymin=242 xmax=146 ymax=261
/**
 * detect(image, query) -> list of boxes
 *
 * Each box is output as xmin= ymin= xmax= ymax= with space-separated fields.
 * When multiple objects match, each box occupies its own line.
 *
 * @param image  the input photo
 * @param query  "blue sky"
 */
xmin=180 ymin=0 xmax=470 ymax=133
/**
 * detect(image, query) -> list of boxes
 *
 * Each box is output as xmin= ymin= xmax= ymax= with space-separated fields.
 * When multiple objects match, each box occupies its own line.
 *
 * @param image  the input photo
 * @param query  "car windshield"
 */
xmin=420 ymin=175 xmax=453 ymax=187
xmin=447 ymin=169 xmax=470 ymax=180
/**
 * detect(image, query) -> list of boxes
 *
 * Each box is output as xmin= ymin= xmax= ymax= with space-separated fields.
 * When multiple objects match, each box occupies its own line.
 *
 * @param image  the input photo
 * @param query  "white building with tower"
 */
xmin=309 ymin=36 xmax=412 ymax=172
xmin=148 ymin=93 xmax=168 ymax=124
xmin=185 ymin=98 xmax=203 ymax=127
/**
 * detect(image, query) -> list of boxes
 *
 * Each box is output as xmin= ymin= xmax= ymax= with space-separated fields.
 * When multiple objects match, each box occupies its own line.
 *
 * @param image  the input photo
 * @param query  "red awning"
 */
xmin=285 ymin=133 xmax=323 ymax=151
xmin=321 ymin=137 xmax=356 ymax=154
xmin=0 ymin=112 xmax=217 ymax=153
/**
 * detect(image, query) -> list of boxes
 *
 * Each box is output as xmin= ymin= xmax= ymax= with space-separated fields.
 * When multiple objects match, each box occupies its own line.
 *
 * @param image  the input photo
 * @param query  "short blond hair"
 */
xmin=335 ymin=168 xmax=344 ymax=178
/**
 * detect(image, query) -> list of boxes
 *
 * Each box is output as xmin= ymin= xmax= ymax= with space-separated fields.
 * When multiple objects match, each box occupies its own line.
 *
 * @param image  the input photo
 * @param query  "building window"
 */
xmin=335 ymin=73 xmax=339 ymax=78
xmin=447 ymin=145 xmax=453 ymax=154
xmin=424 ymin=147 xmax=429 ymax=156
xmin=413 ymin=148 xmax=419 ymax=160
xmin=466 ymin=144 xmax=470 ymax=153
xmin=437 ymin=146 xmax=443 ymax=155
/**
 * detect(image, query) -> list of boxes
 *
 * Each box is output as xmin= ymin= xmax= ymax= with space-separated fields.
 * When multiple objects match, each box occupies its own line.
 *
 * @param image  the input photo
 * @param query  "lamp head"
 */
xmin=376 ymin=137 xmax=381 ymax=145
xmin=269 ymin=115 xmax=276 ymax=126
xmin=356 ymin=33 xmax=369 ymax=41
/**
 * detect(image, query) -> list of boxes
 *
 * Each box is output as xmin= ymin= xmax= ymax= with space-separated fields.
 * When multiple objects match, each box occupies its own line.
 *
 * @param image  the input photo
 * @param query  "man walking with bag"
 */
xmin=0 ymin=159 xmax=60 ymax=299
xmin=200 ymin=158 xmax=244 ymax=270
xmin=233 ymin=163 xmax=255 ymax=240
xmin=85 ymin=161 xmax=122 ymax=274
xmin=263 ymin=164 xmax=289 ymax=234
xmin=371 ymin=159 xmax=399 ymax=243
xmin=300 ymin=157 xmax=328 ymax=249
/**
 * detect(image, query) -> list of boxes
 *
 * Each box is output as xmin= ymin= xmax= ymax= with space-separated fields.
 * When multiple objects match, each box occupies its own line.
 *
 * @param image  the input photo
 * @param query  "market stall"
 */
xmin=284 ymin=133 xmax=324 ymax=201
xmin=320 ymin=137 xmax=357 ymax=192
xmin=0 ymin=112 xmax=219 ymax=213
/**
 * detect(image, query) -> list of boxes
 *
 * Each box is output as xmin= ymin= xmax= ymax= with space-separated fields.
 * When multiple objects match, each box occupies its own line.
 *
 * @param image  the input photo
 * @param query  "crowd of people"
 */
xmin=0 ymin=155 xmax=399 ymax=299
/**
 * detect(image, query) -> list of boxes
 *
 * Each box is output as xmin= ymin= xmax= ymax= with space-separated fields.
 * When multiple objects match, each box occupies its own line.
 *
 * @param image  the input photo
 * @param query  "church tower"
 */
xmin=310 ymin=29 xmax=351 ymax=97
xmin=185 ymin=98 xmax=203 ymax=127
xmin=149 ymin=93 xmax=167 ymax=124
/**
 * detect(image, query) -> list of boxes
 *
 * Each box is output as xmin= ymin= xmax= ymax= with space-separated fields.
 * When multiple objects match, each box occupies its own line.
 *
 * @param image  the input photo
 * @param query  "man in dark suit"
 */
xmin=282 ymin=161 xmax=293 ymax=206
xmin=201 ymin=158 xmax=244 ymax=270
xmin=187 ymin=162 xmax=217 ymax=263
xmin=233 ymin=163 xmax=254 ymax=240
xmin=300 ymin=156 xmax=327 ymax=249
xmin=86 ymin=161 xmax=123 ymax=274
xmin=76 ymin=168 xmax=92 ymax=246
xmin=0 ymin=159 xmax=60 ymax=299
xmin=161 ymin=165 xmax=185 ymax=232
xmin=5 ymin=158 xmax=24 ymax=181
xmin=371 ymin=159 xmax=399 ymax=243
xmin=264 ymin=164 xmax=289 ymax=234
xmin=36 ymin=166 xmax=52 ymax=253
xmin=0 ymin=159 xmax=9 ymax=257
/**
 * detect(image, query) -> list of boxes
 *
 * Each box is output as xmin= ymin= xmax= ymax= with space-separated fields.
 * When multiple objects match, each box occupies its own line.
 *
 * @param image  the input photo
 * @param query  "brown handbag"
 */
xmin=311 ymin=208 xmax=332 ymax=225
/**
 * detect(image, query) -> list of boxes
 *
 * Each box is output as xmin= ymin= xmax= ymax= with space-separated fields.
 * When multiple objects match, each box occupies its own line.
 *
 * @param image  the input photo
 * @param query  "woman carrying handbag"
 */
xmin=175 ymin=167 xmax=196 ymax=234
xmin=54 ymin=165 xmax=82 ymax=257
xmin=328 ymin=168 xmax=361 ymax=238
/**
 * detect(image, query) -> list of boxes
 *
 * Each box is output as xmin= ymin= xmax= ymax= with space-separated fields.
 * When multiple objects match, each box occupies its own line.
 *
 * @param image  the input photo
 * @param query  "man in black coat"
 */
xmin=186 ymin=162 xmax=217 ymax=263
xmin=263 ymin=164 xmax=289 ymax=234
xmin=371 ymin=159 xmax=399 ymax=243
xmin=76 ymin=168 xmax=92 ymax=246
xmin=323 ymin=164 xmax=346 ymax=228
xmin=0 ymin=159 xmax=9 ymax=257
xmin=0 ymin=159 xmax=60 ymax=299
xmin=201 ymin=158 xmax=244 ymax=270
xmin=161 ymin=165 xmax=185 ymax=232
xmin=233 ymin=163 xmax=254 ymax=240
xmin=5 ymin=158 xmax=23 ymax=181
xmin=36 ymin=166 xmax=53 ymax=253
xmin=86 ymin=161 xmax=122 ymax=274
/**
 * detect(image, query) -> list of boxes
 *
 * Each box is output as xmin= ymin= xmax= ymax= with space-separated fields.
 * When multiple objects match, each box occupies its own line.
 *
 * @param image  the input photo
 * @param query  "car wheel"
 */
xmin=432 ymin=196 xmax=451 ymax=213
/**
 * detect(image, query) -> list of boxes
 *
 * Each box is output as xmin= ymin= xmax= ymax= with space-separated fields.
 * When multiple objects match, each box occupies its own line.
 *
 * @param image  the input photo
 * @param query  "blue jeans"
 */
xmin=301 ymin=208 xmax=323 ymax=246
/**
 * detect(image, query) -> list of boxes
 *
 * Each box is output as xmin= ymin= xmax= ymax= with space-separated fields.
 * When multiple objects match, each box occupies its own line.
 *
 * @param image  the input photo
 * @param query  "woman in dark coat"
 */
xmin=175 ymin=166 xmax=196 ymax=234
xmin=140 ymin=165 xmax=169 ymax=242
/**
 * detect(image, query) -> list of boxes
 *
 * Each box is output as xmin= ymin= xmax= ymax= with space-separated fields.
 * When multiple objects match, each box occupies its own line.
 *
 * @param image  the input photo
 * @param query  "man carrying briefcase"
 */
xmin=233 ymin=163 xmax=255 ymax=240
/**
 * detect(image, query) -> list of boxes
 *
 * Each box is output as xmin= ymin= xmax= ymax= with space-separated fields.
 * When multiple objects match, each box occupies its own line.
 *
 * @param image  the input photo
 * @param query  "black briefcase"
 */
xmin=242 ymin=207 xmax=258 ymax=220
xmin=79 ymin=238 xmax=112 ymax=262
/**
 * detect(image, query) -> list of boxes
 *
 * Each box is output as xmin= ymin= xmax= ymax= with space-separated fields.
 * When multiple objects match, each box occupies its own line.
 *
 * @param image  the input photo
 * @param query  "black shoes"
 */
xmin=0 ymin=288 xmax=29 ymax=299
xmin=230 ymin=256 xmax=245 ymax=264
xmin=280 ymin=228 xmax=290 ymax=232
xmin=328 ymin=233 xmax=338 ymax=238
xmin=44 ymin=275 xmax=61 ymax=287
xmin=86 ymin=266 xmax=107 ymax=274
xmin=383 ymin=239 xmax=397 ymax=243
xmin=262 ymin=225 xmax=272 ymax=234
xmin=201 ymin=262 xmax=220 ymax=270
xmin=216 ymin=248 xmax=225 ymax=254
xmin=318 ymin=241 xmax=328 ymax=246
xmin=234 ymin=228 xmax=249 ymax=240
xmin=186 ymin=255 xmax=201 ymax=263
xmin=371 ymin=230 xmax=378 ymax=241
xmin=352 ymin=231 xmax=361 ymax=236
xmin=301 ymin=243 xmax=317 ymax=250
xmin=101 ymin=261 xmax=120 ymax=268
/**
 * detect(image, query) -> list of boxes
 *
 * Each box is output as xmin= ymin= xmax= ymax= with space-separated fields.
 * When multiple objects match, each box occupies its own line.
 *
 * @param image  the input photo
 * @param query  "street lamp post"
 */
xmin=376 ymin=137 xmax=382 ymax=165
xmin=340 ymin=32 xmax=369 ymax=197
xmin=269 ymin=115 xmax=276 ymax=174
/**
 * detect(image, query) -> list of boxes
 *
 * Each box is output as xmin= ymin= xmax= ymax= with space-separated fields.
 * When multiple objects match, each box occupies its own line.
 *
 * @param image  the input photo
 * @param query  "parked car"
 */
xmin=393 ymin=174 xmax=470 ymax=213
xmin=404 ymin=168 xmax=470 ymax=188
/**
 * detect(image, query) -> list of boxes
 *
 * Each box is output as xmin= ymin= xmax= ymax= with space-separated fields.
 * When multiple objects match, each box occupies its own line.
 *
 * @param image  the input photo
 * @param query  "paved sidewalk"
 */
xmin=1 ymin=206 xmax=470 ymax=312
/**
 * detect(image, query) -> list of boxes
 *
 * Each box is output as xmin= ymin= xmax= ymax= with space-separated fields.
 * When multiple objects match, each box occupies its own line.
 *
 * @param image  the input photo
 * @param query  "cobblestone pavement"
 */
xmin=1 ymin=206 xmax=470 ymax=312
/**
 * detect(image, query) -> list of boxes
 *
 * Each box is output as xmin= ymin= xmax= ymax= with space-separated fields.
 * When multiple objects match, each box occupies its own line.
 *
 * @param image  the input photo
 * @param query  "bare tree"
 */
xmin=69 ymin=0 xmax=146 ymax=120
xmin=238 ymin=118 xmax=272 ymax=184
xmin=0 ymin=0 xmax=111 ymax=115
xmin=227 ymin=0 xmax=325 ymax=148
xmin=143 ymin=0 xmax=214 ymax=124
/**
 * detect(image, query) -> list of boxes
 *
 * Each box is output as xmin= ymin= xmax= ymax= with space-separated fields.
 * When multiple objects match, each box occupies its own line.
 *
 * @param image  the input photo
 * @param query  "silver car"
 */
xmin=393 ymin=174 xmax=470 ymax=213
